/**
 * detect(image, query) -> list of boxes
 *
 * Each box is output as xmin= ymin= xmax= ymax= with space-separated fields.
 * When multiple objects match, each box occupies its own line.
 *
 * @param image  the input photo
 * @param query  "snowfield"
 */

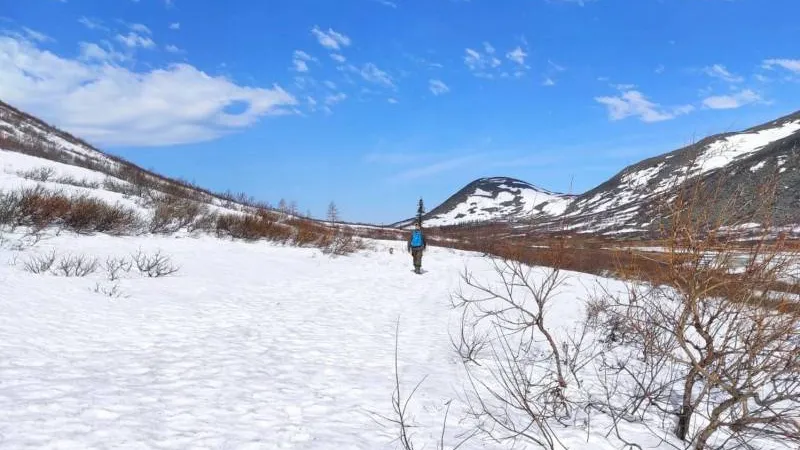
xmin=0 ymin=229 xmax=664 ymax=450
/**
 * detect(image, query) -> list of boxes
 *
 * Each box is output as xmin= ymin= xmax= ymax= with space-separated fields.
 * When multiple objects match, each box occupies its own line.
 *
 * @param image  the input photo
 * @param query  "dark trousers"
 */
xmin=411 ymin=248 xmax=423 ymax=269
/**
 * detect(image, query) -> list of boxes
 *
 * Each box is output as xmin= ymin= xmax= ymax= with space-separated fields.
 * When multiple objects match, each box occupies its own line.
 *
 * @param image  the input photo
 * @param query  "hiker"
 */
xmin=407 ymin=223 xmax=427 ymax=274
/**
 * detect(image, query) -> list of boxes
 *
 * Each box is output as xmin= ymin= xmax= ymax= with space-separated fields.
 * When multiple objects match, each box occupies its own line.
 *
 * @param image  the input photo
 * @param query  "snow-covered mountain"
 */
xmin=411 ymin=110 xmax=800 ymax=235
xmin=394 ymin=177 xmax=574 ymax=228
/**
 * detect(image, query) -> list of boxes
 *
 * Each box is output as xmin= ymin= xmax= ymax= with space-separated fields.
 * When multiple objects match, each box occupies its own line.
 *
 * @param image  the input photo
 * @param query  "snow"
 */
xmin=692 ymin=120 xmax=800 ymax=175
xmin=750 ymin=160 xmax=767 ymax=172
xmin=0 ymin=228 xmax=708 ymax=449
xmin=424 ymin=183 xmax=572 ymax=227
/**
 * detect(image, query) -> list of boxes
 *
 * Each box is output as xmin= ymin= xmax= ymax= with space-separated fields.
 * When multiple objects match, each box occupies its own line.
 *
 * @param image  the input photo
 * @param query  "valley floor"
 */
xmin=0 ymin=233 xmax=508 ymax=449
xmin=0 ymin=232 xmax=759 ymax=450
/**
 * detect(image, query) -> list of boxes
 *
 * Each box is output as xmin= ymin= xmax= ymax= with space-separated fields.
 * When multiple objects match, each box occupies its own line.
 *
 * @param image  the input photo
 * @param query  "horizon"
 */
xmin=2 ymin=0 xmax=799 ymax=224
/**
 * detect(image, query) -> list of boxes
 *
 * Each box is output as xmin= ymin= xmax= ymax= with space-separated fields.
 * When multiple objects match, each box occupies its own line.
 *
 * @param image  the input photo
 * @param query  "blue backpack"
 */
xmin=410 ymin=230 xmax=424 ymax=248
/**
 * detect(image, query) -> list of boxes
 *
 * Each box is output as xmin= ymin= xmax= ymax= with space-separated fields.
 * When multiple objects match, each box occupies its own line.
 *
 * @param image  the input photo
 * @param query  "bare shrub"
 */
xmin=54 ymin=175 xmax=100 ymax=189
xmin=322 ymin=228 xmax=364 ymax=256
xmin=590 ymin=173 xmax=800 ymax=449
xmin=22 ymin=250 xmax=57 ymax=274
xmin=18 ymin=167 xmax=55 ymax=182
xmin=105 ymin=256 xmax=133 ymax=281
xmin=451 ymin=256 xmax=579 ymax=449
xmin=52 ymin=253 xmax=99 ymax=277
xmin=149 ymin=195 xmax=207 ymax=233
xmin=132 ymin=249 xmax=179 ymax=277
xmin=93 ymin=282 xmax=124 ymax=298
xmin=64 ymin=195 xmax=140 ymax=235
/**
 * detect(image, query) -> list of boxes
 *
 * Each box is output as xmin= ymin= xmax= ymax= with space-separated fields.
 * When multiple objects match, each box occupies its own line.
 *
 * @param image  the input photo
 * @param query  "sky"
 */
xmin=1 ymin=0 xmax=800 ymax=224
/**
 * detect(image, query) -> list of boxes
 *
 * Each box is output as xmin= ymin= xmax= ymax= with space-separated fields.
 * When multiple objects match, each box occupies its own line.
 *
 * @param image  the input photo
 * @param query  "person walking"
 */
xmin=407 ymin=222 xmax=427 ymax=274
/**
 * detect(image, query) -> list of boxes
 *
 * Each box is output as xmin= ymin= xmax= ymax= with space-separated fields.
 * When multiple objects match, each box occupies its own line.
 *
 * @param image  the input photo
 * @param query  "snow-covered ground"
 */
xmin=0 ymin=228 xmax=668 ymax=449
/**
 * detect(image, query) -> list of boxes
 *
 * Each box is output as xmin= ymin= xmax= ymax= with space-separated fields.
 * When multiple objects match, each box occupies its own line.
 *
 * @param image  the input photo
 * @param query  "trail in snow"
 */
xmin=0 ymin=234 xmax=514 ymax=449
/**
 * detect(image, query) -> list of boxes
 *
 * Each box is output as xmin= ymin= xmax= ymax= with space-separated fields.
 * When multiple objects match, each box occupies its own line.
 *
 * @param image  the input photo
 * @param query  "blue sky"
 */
xmin=1 ymin=0 xmax=800 ymax=223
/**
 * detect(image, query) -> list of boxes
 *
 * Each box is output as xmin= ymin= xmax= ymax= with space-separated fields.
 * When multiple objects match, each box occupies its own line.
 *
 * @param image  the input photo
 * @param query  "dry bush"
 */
xmin=149 ymin=195 xmax=207 ymax=233
xmin=52 ymin=253 xmax=100 ymax=277
xmin=322 ymin=227 xmax=364 ymax=256
xmin=105 ymin=256 xmax=133 ymax=281
xmin=93 ymin=282 xmax=124 ymax=298
xmin=589 ymin=173 xmax=800 ymax=449
xmin=131 ymin=249 xmax=179 ymax=278
xmin=54 ymin=175 xmax=100 ymax=189
xmin=18 ymin=167 xmax=56 ymax=182
xmin=214 ymin=212 xmax=293 ymax=242
xmin=64 ymin=195 xmax=140 ymax=235
xmin=3 ymin=187 xmax=141 ymax=234
xmin=22 ymin=250 xmax=57 ymax=274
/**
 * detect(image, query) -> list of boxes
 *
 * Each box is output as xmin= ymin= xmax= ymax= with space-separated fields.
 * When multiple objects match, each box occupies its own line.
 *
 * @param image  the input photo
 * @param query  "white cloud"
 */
xmin=21 ymin=27 xmax=53 ymax=43
xmin=78 ymin=17 xmax=108 ymax=31
xmin=116 ymin=32 xmax=155 ymax=49
xmin=506 ymin=46 xmax=527 ymax=66
xmin=0 ymin=36 xmax=297 ymax=147
xmin=387 ymin=98 xmax=398 ymax=104
xmin=169 ymin=22 xmax=181 ymax=30
xmin=542 ymin=77 xmax=556 ymax=86
xmin=129 ymin=23 xmax=152 ymax=35
xmin=325 ymin=92 xmax=347 ymax=105
xmin=370 ymin=0 xmax=397 ymax=7
xmin=702 ymin=64 xmax=743 ymax=83
xmin=550 ymin=0 xmax=595 ymax=5
xmin=165 ymin=44 xmax=184 ymax=54
xmin=464 ymin=43 xmax=502 ymax=76
xmin=358 ymin=63 xmax=394 ymax=87
xmin=323 ymin=80 xmax=337 ymax=90
xmin=164 ymin=0 xmax=175 ymax=7
xmin=762 ymin=59 xmax=800 ymax=74
xmin=595 ymin=90 xmax=694 ymax=123
xmin=292 ymin=50 xmax=314 ymax=73
xmin=78 ymin=42 xmax=127 ymax=62
xmin=330 ymin=53 xmax=346 ymax=63
xmin=428 ymin=79 xmax=449 ymax=95
xmin=392 ymin=155 xmax=483 ymax=181
xmin=311 ymin=26 xmax=351 ymax=50
xmin=655 ymin=64 xmax=665 ymax=74
xmin=702 ymin=89 xmax=761 ymax=109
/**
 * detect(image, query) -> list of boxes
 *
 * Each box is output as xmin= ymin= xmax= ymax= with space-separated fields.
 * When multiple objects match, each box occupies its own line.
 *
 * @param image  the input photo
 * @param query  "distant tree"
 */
xmin=289 ymin=201 xmax=298 ymax=216
xmin=306 ymin=209 xmax=313 ymax=219
xmin=278 ymin=198 xmax=288 ymax=214
xmin=327 ymin=201 xmax=339 ymax=225
xmin=416 ymin=197 xmax=425 ymax=226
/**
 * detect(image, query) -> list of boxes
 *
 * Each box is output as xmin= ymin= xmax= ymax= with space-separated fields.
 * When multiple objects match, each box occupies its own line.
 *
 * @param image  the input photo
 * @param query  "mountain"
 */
xmin=393 ymin=177 xmax=574 ymax=228
xmin=410 ymin=110 xmax=800 ymax=235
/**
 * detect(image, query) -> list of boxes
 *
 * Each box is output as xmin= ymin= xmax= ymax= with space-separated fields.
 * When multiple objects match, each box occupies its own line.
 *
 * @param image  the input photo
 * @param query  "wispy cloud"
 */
xmin=428 ymin=79 xmax=450 ymax=95
xmin=311 ymin=26 xmax=351 ymax=50
xmin=464 ymin=42 xmax=502 ymax=76
xmin=78 ymin=17 xmax=108 ymax=31
xmin=595 ymin=90 xmax=694 ymax=123
xmin=391 ymin=154 xmax=483 ymax=181
xmin=357 ymin=63 xmax=394 ymax=87
xmin=542 ymin=77 xmax=556 ymax=86
xmin=20 ymin=27 xmax=53 ymax=43
xmin=325 ymin=92 xmax=347 ymax=106
xmin=702 ymin=89 xmax=761 ymax=109
xmin=505 ymin=46 xmax=527 ymax=66
xmin=169 ymin=22 xmax=180 ymax=30
xmin=116 ymin=32 xmax=155 ymax=49
xmin=129 ymin=23 xmax=152 ymax=35
xmin=702 ymin=64 xmax=743 ymax=83
xmin=292 ymin=50 xmax=314 ymax=73
xmin=370 ymin=0 xmax=398 ymax=7
xmin=330 ymin=53 xmax=346 ymax=63
xmin=78 ymin=42 xmax=127 ymax=62
xmin=165 ymin=44 xmax=184 ymax=54
xmin=762 ymin=58 xmax=800 ymax=74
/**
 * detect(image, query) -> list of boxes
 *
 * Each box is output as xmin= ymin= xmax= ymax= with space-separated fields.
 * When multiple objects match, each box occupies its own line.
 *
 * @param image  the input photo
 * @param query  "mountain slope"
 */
xmin=394 ymin=177 xmax=574 ymax=228
xmin=412 ymin=110 xmax=800 ymax=235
